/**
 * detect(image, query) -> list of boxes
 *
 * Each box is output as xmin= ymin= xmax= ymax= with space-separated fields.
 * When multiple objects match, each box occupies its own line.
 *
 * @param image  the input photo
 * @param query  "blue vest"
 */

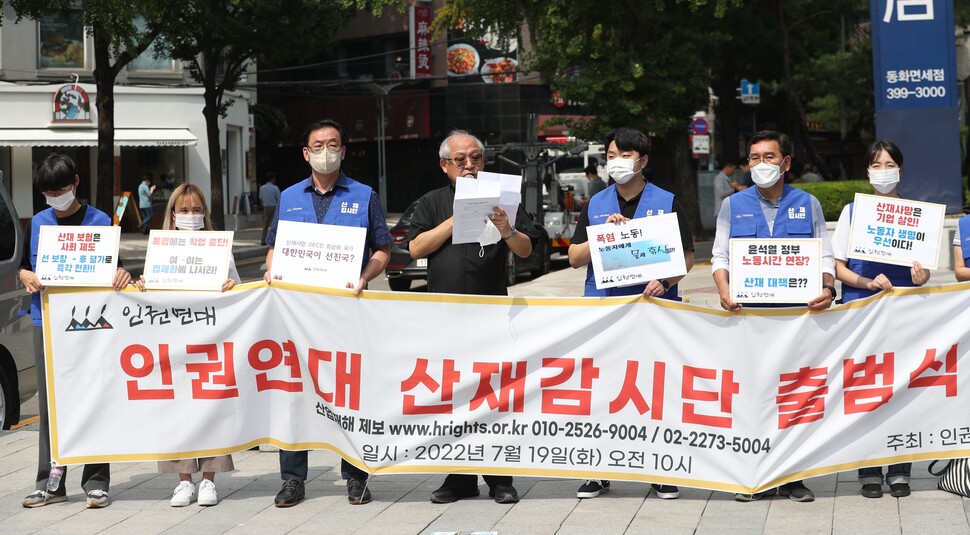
xmin=843 ymin=203 xmax=913 ymax=302
xmin=728 ymin=185 xmax=814 ymax=239
xmin=960 ymin=215 xmax=970 ymax=263
xmin=30 ymin=206 xmax=111 ymax=326
xmin=584 ymin=182 xmax=680 ymax=300
xmin=278 ymin=175 xmax=373 ymax=273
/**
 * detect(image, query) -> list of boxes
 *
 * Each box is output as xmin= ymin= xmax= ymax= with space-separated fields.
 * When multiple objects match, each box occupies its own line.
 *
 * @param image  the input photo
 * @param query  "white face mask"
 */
xmin=308 ymin=148 xmax=341 ymax=174
xmin=477 ymin=217 xmax=503 ymax=257
xmin=606 ymin=158 xmax=638 ymax=184
xmin=868 ymin=168 xmax=900 ymax=194
xmin=46 ymin=187 xmax=75 ymax=211
xmin=751 ymin=162 xmax=783 ymax=188
xmin=174 ymin=213 xmax=205 ymax=231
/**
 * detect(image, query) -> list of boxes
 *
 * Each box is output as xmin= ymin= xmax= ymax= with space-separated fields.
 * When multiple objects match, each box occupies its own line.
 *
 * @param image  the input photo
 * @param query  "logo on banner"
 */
xmin=66 ymin=305 xmax=112 ymax=332
xmin=52 ymin=85 xmax=92 ymax=123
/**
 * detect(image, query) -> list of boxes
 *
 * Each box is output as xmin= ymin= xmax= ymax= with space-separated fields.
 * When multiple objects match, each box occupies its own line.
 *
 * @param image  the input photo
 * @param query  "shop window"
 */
xmin=128 ymin=16 xmax=176 ymax=72
xmin=120 ymin=146 xmax=186 ymax=206
xmin=38 ymin=10 xmax=85 ymax=70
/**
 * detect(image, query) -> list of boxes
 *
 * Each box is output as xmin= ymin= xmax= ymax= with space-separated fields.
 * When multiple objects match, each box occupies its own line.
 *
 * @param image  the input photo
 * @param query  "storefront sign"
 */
xmin=588 ymin=214 xmax=687 ymax=290
xmin=730 ymin=239 xmax=821 ymax=303
xmin=144 ymin=231 xmax=234 ymax=291
xmin=44 ymin=282 xmax=970 ymax=493
xmin=409 ymin=5 xmax=433 ymax=79
xmin=35 ymin=225 xmax=120 ymax=286
xmin=847 ymin=193 xmax=944 ymax=269
xmin=52 ymin=85 xmax=92 ymax=124
xmin=38 ymin=10 xmax=84 ymax=69
xmin=271 ymin=221 xmax=366 ymax=289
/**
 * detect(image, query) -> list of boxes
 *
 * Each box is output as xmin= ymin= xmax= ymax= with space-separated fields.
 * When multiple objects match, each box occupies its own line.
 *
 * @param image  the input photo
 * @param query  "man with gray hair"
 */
xmin=408 ymin=129 xmax=541 ymax=503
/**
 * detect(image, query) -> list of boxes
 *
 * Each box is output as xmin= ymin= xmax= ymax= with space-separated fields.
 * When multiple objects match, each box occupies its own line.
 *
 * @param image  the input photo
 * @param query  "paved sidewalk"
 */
xmin=4 ymin=221 xmax=968 ymax=534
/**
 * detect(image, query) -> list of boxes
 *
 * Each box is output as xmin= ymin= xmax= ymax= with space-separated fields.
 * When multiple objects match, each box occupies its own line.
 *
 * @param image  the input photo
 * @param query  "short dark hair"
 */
xmin=604 ymin=127 xmax=650 ymax=158
xmin=33 ymin=153 xmax=77 ymax=192
xmin=720 ymin=161 xmax=737 ymax=171
xmin=737 ymin=157 xmax=749 ymax=168
xmin=584 ymin=164 xmax=598 ymax=175
xmin=266 ymin=171 xmax=277 ymax=182
xmin=747 ymin=130 xmax=792 ymax=158
xmin=303 ymin=119 xmax=344 ymax=147
xmin=865 ymin=139 xmax=904 ymax=169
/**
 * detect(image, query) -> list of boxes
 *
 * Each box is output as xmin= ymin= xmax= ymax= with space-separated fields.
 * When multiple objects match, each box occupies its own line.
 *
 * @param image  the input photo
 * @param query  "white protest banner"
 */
xmin=143 ymin=231 xmax=233 ymax=291
xmin=35 ymin=225 xmax=120 ymax=286
xmin=730 ymin=239 xmax=821 ymax=303
xmin=587 ymin=213 xmax=686 ymax=290
xmin=271 ymin=220 xmax=366 ymax=288
xmin=44 ymin=283 xmax=970 ymax=494
xmin=847 ymin=193 xmax=945 ymax=269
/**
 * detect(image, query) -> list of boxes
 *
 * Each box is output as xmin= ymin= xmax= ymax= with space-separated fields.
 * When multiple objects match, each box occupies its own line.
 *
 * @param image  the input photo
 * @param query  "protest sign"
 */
xmin=847 ymin=193 xmax=945 ymax=269
xmin=730 ymin=239 xmax=821 ymax=304
xmin=271 ymin=220 xmax=366 ymax=288
xmin=587 ymin=213 xmax=686 ymax=290
xmin=35 ymin=225 xmax=120 ymax=286
xmin=143 ymin=231 xmax=233 ymax=290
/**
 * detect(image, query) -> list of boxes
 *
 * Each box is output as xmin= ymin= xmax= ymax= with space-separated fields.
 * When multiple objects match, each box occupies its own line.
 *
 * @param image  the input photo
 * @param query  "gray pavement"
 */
xmin=3 ymin=218 xmax=968 ymax=534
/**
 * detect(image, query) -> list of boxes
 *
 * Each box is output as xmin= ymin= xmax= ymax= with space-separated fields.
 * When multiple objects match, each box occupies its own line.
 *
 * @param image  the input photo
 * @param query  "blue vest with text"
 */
xmin=728 ymin=185 xmax=814 ymax=239
xmin=584 ymin=182 xmax=679 ymax=300
xmin=30 ymin=206 xmax=111 ymax=326
xmin=959 ymin=215 xmax=970 ymax=264
xmin=843 ymin=202 xmax=913 ymax=302
xmin=278 ymin=175 xmax=372 ymax=273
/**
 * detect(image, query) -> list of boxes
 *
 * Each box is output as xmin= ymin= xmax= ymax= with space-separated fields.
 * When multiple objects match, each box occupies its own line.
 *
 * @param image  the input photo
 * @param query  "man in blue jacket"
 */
xmin=711 ymin=130 xmax=836 ymax=503
xmin=263 ymin=119 xmax=392 ymax=507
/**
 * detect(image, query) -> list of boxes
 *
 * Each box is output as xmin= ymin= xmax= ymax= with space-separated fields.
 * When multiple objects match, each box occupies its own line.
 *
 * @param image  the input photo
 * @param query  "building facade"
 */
xmin=0 ymin=2 xmax=255 ymax=225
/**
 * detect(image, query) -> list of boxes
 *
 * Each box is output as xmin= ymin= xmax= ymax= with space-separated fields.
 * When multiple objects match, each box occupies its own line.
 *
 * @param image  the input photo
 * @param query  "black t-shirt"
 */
xmin=20 ymin=206 xmax=124 ymax=270
xmin=408 ymin=184 xmax=541 ymax=296
xmin=571 ymin=184 xmax=694 ymax=251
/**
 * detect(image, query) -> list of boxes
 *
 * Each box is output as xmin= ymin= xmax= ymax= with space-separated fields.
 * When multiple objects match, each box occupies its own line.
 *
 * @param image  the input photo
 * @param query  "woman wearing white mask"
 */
xmin=831 ymin=139 xmax=927 ymax=499
xmin=136 ymin=183 xmax=237 ymax=506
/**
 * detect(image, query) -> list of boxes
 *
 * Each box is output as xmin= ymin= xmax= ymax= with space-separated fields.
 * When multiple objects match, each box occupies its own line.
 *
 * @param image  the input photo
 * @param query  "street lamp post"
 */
xmin=368 ymin=82 xmax=401 ymax=213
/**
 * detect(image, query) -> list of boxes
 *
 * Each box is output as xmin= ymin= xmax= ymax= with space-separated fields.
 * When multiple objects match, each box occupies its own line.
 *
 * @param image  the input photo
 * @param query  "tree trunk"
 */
xmin=652 ymin=132 xmax=702 ymax=239
xmin=92 ymin=29 xmax=116 ymax=216
xmin=204 ymin=89 xmax=225 ymax=230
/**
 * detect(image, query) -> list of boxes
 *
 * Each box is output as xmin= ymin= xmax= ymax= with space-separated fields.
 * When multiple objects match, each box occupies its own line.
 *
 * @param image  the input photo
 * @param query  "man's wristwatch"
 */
xmin=502 ymin=227 xmax=516 ymax=240
xmin=823 ymin=284 xmax=837 ymax=300
xmin=658 ymin=279 xmax=670 ymax=291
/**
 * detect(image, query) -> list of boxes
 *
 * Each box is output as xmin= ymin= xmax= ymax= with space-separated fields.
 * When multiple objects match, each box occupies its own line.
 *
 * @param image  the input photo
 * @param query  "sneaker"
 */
xmin=488 ymin=484 xmax=519 ymax=504
xmin=735 ymin=488 xmax=778 ymax=502
xmin=197 ymin=479 xmax=218 ymax=506
xmin=651 ymin=484 xmax=680 ymax=500
xmin=779 ymin=481 xmax=814 ymax=503
xmin=347 ymin=477 xmax=372 ymax=505
xmin=860 ymin=483 xmax=883 ymax=498
xmin=577 ymin=479 xmax=610 ymax=499
xmin=889 ymin=482 xmax=911 ymax=498
xmin=22 ymin=490 xmax=67 ymax=508
xmin=170 ymin=481 xmax=197 ymax=507
xmin=86 ymin=489 xmax=110 ymax=508
xmin=430 ymin=483 xmax=480 ymax=503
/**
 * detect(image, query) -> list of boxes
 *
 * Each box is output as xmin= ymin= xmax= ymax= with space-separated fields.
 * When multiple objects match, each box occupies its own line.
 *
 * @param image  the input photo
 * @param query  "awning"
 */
xmin=0 ymin=128 xmax=198 ymax=147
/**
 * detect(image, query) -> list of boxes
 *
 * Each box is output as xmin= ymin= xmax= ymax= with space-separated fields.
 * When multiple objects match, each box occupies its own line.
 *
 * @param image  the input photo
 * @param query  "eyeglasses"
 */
xmin=748 ymin=153 xmax=786 ymax=166
xmin=307 ymin=144 xmax=341 ymax=154
xmin=443 ymin=153 xmax=484 ymax=168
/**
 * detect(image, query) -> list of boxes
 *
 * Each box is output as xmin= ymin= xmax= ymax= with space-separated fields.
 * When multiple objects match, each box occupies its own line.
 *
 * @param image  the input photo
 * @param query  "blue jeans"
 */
xmin=138 ymin=206 xmax=154 ymax=232
xmin=278 ymin=450 xmax=367 ymax=482
xmin=858 ymin=463 xmax=911 ymax=485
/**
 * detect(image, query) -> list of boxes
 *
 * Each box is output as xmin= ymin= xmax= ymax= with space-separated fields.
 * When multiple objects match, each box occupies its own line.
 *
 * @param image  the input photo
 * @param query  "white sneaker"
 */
xmin=86 ymin=489 xmax=110 ymax=508
xmin=197 ymin=479 xmax=218 ymax=506
xmin=170 ymin=481 xmax=196 ymax=507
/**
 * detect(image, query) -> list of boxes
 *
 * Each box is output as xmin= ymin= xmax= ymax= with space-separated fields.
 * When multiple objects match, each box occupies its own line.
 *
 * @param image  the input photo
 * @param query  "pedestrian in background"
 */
xmin=259 ymin=172 xmax=280 ymax=245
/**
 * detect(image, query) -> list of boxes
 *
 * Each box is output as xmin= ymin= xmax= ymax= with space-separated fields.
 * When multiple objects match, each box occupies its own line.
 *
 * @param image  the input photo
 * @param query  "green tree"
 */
xmin=155 ymin=0 xmax=395 ymax=230
xmin=6 ymin=0 xmax=169 ymax=215
xmin=435 ymin=1 xmax=737 ymax=235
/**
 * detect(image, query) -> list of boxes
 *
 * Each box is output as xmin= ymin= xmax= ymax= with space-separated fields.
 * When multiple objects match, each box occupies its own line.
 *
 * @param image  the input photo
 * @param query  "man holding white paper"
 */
xmin=408 ymin=129 xmax=539 ymax=504
xmin=711 ymin=130 xmax=834 ymax=503
xmin=262 ymin=119 xmax=392 ymax=508
xmin=568 ymin=127 xmax=694 ymax=301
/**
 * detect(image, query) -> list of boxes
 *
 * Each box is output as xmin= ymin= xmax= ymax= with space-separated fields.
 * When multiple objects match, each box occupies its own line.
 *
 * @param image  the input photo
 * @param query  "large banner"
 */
xmin=43 ymin=283 xmax=970 ymax=494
